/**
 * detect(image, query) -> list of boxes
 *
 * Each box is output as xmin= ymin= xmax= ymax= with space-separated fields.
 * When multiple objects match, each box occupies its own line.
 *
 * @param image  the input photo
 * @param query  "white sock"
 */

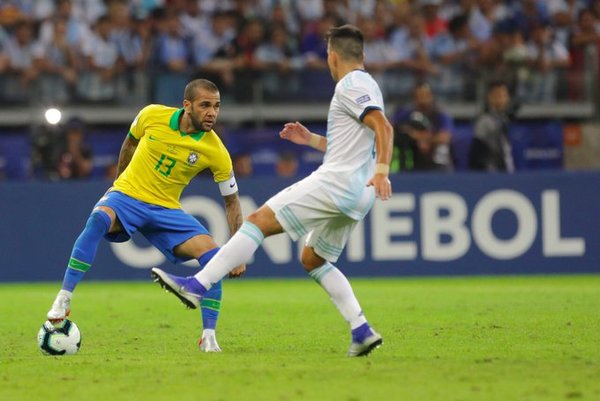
xmin=194 ymin=221 xmax=264 ymax=288
xmin=309 ymin=262 xmax=368 ymax=329
xmin=202 ymin=328 xmax=216 ymax=339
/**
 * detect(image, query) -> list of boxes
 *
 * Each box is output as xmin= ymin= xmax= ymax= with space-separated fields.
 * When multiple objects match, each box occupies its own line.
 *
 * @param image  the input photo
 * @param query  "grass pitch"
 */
xmin=1 ymin=275 xmax=599 ymax=401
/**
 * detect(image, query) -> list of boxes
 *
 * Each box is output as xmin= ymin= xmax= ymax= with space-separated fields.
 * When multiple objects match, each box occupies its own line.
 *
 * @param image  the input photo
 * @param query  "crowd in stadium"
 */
xmin=0 ymin=0 xmax=598 ymax=181
xmin=0 ymin=0 xmax=599 ymax=105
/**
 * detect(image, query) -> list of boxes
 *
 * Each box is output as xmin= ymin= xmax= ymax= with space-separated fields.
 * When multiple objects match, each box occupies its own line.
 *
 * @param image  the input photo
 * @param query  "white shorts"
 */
xmin=266 ymin=174 xmax=358 ymax=262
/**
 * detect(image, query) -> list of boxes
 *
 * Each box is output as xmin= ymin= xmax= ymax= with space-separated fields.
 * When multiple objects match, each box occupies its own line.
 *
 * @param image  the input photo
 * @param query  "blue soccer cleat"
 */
xmin=151 ymin=267 xmax=203 ymax=309
xmin=347 ymin=327 xmax=383 ymax=357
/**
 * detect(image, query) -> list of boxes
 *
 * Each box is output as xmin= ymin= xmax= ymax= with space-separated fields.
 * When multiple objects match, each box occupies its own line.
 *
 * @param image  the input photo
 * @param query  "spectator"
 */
xmin=298 ymin=13 xmax=338 ymax=99
xmin=295 ymin=0 xmax=324 ymax=22
xmin=270 ymin=3 xmax=300 ymax=36
xmin=429 ymin=13 xmax=480 ymax=100
xmin=38 ymin=0 xmax=90 ymax=51
xmin=468 ymin=80 xmax=517 ymax=172
xmin=0 ymin=28 xmax=10 ymax=79
xmin=70 ymin=0 xmax=106 ymax=24
xmin=3 ymin=19 xmax=38 ymax=103
xmin=300 ymin=13 xmax=337 ymax=69
xmin=468 ymin=0 xmax=510 ymax=42
xmin=275 ymin=151 xmax=299 ymax=177
xmin=591 ymin=0 xmax=600 ymax=25
xmin=179 ymin=0 xmax=209 ymax=40
xmin=55 ymin=117 xmax=93 ymax=180
xmin=210 ymin=17 xmax=266 ymax=100
xmin=393 ymin=82 xmax=454 ymax=171
xmin=77 ymin=15 xmax=121 ymax=101
xmin=117 ymin=15 xmax=153 ymax=104
xmin=569 ymin=8 xmax=600 ymax=100
xmin=388 ymin=14 xmax=437 ymax=96
xmin=255 ymin=24 xmax=302 ymax=100
xmin=155 ymin=9 xmax=190 ymax=73
xmin=512 ymin=0 xmax=551 ymax=39
xmin=359 ymin=17 xmax=400 ymax=93
xmin=194 ymin=11 xmax=236 ymax=63
xmin=570 ymin=8 xmax=600 ymax=65
xmin=521 ymin=22 xmax=570 ymax=103
xmin=33 ymin=17 xmax=80 ymax=104
xmin=129 ymin=0 xmax=164 ymax=19
xmin=547 ymin=0 xmax=587 ymax=46
xmin=499 ymin=21 xmax=529 ymax=95
xmin=419 ymin=0 xmax=447 ymax=39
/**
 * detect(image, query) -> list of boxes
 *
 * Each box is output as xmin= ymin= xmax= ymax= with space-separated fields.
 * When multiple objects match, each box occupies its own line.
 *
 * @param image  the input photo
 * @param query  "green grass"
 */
xmin=1 ymin=276 xmax=599 ymax=401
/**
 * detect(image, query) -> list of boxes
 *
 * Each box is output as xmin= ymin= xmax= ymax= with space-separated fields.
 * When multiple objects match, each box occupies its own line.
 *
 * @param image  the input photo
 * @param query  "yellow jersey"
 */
xmin=112 ymin=104 xmax=233 ymax=209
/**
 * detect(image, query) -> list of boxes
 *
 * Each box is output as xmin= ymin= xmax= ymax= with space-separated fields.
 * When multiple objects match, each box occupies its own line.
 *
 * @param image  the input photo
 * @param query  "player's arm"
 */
xmin=115 ymin=133 xmax=139 ymax=179
xmin=364 ymin=109 xmax=394 ymax=201
xmin=218 ymin=176 xmax=246 ymax=278
xmin=279 ymin=121 xmax=327 ymax=152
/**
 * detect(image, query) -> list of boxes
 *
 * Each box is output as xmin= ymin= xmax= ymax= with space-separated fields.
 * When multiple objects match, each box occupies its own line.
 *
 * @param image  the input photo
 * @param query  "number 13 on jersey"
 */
xmin=155 ymin=154 xmax=177 ymax=177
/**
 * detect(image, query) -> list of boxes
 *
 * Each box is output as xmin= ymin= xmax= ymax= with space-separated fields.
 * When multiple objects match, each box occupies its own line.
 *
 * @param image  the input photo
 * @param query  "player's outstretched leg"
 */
xmin=47 ymin=209 xmax=111 ymax=323
xmin=152 ymin=221 xmax=264 ymax=309
xmin=308 ymin=261 xmax=383 ymax=357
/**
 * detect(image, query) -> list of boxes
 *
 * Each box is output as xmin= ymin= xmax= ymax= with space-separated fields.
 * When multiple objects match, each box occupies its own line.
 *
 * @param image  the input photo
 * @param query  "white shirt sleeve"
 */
xmin=337 ymin=74 xmax=384 ymax=122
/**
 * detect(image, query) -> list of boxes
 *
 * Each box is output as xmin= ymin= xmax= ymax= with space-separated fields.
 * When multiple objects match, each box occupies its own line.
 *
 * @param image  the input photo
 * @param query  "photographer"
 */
xmin=392 ymin=111 xmax=453 ymax=172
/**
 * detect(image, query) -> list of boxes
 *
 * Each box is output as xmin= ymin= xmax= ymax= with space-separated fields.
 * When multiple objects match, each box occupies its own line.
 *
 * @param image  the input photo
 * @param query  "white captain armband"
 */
xmin=218 ymin=176 xmax=238 ymax=196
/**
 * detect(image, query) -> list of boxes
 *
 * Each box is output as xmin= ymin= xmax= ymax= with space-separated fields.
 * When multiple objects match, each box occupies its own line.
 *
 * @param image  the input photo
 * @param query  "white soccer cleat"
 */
xmin=46 ymin=290 xmax=72 ymax=324
xmin=199 ymin=335 xmax=222 ymax=353
xmin=347 ymin=330 xmax=383 ymax=357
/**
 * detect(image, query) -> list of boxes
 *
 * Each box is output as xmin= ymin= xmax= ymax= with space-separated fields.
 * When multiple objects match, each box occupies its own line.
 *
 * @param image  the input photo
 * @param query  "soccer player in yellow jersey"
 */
xmin=46 ymin=79 xmax=245 ymax=352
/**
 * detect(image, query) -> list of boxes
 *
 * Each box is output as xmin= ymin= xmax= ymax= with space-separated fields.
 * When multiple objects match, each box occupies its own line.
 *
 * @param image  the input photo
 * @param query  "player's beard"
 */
xmin=189 ymin=112 xmax=213 ymax=131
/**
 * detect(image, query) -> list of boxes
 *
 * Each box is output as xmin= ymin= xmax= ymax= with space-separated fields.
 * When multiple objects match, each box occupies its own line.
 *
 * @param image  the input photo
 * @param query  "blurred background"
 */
xmin=0 ymin=0 xmax=598 ymax=179
xmin=0 ymin=0 xmax=598 ymax=280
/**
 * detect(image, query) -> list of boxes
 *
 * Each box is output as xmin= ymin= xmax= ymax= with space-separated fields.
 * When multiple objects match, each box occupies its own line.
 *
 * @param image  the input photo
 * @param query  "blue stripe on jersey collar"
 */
xmin=169 ymin=108 xmax=206 ymax=141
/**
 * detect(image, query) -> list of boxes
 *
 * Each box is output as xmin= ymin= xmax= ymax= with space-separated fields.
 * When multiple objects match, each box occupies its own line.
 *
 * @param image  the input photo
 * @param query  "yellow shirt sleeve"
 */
xmin=129 ymin=105 xmax=161 ymax=139
xmin=209 ymin=133 xmax=234 ymax=183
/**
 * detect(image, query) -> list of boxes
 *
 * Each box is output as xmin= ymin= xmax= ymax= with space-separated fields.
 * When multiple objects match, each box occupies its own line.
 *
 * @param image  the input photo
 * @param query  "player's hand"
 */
xmin=228 ymin=264 xmax=246 ymax=278
xmin=367 ymin=174 xmax=392 ymax=201
xmin=279 ymin=122 xmax=311 ymax=145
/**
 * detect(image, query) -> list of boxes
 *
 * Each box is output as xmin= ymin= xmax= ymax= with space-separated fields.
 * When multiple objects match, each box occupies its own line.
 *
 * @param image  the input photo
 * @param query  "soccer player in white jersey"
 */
xmin=152 ymin=24 xmax=394 ymax=357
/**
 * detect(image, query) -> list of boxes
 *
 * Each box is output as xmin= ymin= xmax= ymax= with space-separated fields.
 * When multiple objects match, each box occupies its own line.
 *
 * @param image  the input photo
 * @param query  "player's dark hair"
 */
xmin=184 ymin=79 xmax=219 ymax=101
xmin=326 ymin=24 xmax=364 ymax=62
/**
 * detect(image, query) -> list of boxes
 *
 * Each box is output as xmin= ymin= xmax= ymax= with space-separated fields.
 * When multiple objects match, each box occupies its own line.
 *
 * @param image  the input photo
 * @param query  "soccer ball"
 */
xmin=37 ymin=319 xmax=81 ymax=355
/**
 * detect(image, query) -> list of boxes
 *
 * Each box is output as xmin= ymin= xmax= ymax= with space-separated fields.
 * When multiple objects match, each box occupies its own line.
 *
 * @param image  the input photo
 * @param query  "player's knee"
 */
xmin=301 ymin=247 xmax=325 ymax=272
xmin=86 ymin=209 xmax=112 ymax=233
xmin=246 ymin=208 xmax=279 ymax=237
xmin=246 ymin=211 xmax=261 ymax=225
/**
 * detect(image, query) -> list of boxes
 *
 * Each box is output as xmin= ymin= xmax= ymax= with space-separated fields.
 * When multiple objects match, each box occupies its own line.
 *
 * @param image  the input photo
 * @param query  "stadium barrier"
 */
xmin=0 ymin=171 xmax=598 ymax=282
xmin=0 ymin=120 xmax=565 ymax=179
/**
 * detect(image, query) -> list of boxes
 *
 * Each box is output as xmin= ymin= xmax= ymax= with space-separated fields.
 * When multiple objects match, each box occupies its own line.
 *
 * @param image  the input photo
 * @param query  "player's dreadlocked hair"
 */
xmin=326 ymin=24 xmax=364 ymax=62
xmin=184 ymin=79 xmax=219 ymax=101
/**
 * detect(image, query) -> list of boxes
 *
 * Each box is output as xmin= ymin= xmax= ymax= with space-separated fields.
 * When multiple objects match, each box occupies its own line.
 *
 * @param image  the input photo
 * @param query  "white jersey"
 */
xmin=312 ymin=69 xmax=385 ymax=220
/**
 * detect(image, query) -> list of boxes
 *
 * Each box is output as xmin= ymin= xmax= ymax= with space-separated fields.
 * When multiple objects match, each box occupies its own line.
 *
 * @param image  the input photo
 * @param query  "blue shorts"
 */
xmin=95 ymin=191 xmax=209 ymax=264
